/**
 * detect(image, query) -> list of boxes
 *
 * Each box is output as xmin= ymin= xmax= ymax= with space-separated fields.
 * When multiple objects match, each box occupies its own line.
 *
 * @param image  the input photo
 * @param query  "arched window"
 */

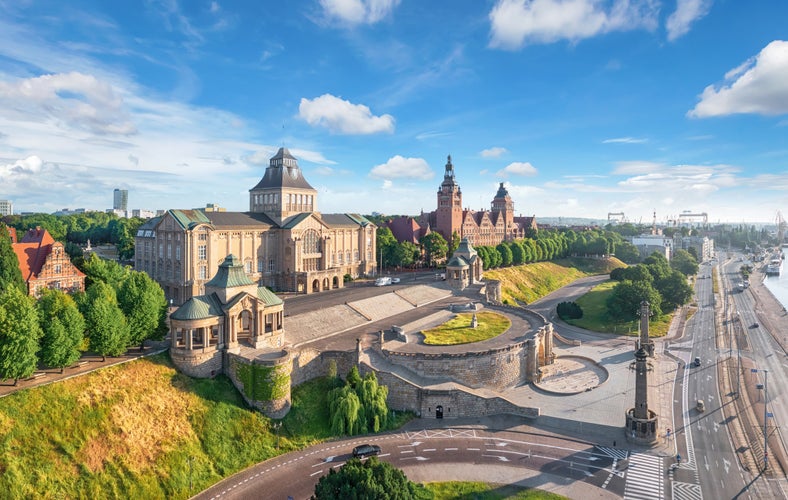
xmin=303 ymin=229 xmax=321 ymax=254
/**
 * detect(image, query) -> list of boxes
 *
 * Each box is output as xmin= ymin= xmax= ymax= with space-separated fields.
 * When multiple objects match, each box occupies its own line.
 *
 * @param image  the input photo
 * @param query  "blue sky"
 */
xmin=0 ymin=1 xmax=787 ymax=224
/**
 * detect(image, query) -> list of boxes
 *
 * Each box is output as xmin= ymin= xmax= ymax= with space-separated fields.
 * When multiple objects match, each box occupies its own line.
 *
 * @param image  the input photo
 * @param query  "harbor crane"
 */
xmin=777 ymin=211 xmax=786 ymax=245
xmin=607 ymin=212 xmax=626 ymax=224
xmin=677 ymin=211 xmax=708 ymax=225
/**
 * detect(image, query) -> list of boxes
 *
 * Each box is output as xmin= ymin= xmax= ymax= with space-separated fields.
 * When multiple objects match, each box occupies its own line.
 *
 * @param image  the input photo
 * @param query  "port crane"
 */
xmin=677 ymin=211 xmax=708 ymax=226
xmin=777 ymin=211 xmax=786 ymax=245
xmin=607 ymin=212 xmax=626 ymax=223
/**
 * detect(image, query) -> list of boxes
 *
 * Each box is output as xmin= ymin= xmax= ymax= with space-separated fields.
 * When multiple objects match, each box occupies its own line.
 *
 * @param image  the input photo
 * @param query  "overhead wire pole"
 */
xmin=763 ymin=369 xmax=769 ymax=470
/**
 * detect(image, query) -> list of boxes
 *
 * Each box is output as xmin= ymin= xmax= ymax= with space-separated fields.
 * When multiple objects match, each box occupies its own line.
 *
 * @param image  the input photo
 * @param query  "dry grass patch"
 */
xmin=422 ymin=311 xmax=511 ymax=345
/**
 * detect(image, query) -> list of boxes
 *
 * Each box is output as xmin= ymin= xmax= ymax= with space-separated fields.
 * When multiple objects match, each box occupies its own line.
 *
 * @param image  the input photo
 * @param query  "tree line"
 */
xmin=0 ymin=224 xmax=167 ymax=384
xmin=2 ymin=211 xmax=145 ymax=261
xmin=376 ymin=225 xmax=643 ymax=271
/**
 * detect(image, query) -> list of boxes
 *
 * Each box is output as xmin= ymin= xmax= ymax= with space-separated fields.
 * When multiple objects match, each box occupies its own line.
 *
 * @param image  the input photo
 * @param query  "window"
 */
xmin=54 ymin=264 xmax=62 ymax=274
xmin=245 ymin=260 xmax=252 ymax=273
xmin=198 ymin=245 xmax=207 ymax=260
xmin=175 ymin=246 xmax=180 ymax=260
xmin=268 ymin=259 xmax=275 ymax=272
xmin=199 ymin=266 xmax=207 ymax=280
xmin=158 ymin=243 xmax=164 ymax=258
xmin=167 ymin=243 xmax=172 ymax=259
xmin=303 ymin=229 xmax=321 ymax=254
xmin=258 ymin=260 xmax=264 ymax=273
xmin=198 ymin=232 xmax=208 ymax=241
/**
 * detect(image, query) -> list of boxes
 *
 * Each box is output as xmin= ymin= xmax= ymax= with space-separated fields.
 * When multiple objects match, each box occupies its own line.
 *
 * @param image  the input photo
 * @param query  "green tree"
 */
xmin=643 ymin=251 xmax=672 ymax=281
xmin=376 ymin=227 xmax=398 ymax=271
xmin=356 ymin=372 xmax=389 ymax=433
xmin=328 ymin=385 xmax=362 ymax=435
xmin=671 ymin=249 xmax=699 ymax=277
xmin=37 ymin=289 xmax=85 ymax=372
xmin=313 ymin=457 xmax=431 ymax=500
xmin=449 ymin=231 xmax=461 ymax=257
xmin=614 ymin=241 xmax=641 ymax=264
xmin=0 ymin=286 xmax=42 ymax=384
xmin=0 ymin=223 xmax=25 ymax=294
xmin=81 ymin=252 xmax=129 ymax=288
xmin=496 ymin=242 xmax=513 ymax=267
xmin=655 ymin=270 xmax=694 ymax=312
xmin=117 ymin=270 xmax=168 ymax=349
xmin=80 ymin=282 xmax=130 ymax=361
xmin=606 ymin=280 xmax=662 ymax=322
xmin=419 ymin=232 xmax=448 ymax=267
xmin=510 ymin=241 xmax=526 ymax=265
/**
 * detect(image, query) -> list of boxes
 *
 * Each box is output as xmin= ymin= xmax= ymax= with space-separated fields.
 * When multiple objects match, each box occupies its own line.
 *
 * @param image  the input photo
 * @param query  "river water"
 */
xmin=762 ymin=251 xmax=788 ymax=310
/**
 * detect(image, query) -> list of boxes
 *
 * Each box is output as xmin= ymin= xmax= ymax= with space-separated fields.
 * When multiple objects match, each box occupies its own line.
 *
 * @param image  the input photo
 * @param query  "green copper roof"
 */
xmin=447 ymin=255 xmax=470 ymax=268
xmin=280 ymin=212 xmax=312 ymax=229
xmin=171 ymin=293 xmax=223 ymax=321
xmin=170 ymin=209 xmax=211 ymax=229
xmin=257 ymin=286 xmax=283 ymax=306
xmin=205 ymin=254 xmax=255 ymax=288
xmin=456 ymin=237 xmax=477 ymax=257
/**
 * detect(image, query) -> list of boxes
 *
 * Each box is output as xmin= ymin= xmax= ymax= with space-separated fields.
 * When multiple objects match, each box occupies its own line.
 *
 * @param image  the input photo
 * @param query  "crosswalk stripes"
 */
xmin=595 ymin=445 xmax=629 ymax=461
xmin=624 ymin=453 xmax=664 ymax=500
xmin=672 ymin=481 xmax=702 ymax=500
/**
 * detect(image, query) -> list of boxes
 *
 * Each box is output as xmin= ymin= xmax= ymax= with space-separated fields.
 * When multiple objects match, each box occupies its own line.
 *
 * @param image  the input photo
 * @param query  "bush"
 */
xmin=556 ymin=301 xmax=583 ymax=320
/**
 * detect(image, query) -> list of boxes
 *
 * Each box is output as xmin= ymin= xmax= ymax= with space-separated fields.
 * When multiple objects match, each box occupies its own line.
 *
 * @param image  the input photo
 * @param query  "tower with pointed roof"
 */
xmin=435 ymin=155 xmax=463 ymax=242
xmin=491 ymin=182 xmax=515 ymax=236
xmin=249 ymin=147 xmax=318 ymax=223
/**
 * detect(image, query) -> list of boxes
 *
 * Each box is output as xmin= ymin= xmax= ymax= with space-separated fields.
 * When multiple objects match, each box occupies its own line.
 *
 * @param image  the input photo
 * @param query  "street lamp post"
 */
xmin=763 ymin=369 xmax=769 ymax=469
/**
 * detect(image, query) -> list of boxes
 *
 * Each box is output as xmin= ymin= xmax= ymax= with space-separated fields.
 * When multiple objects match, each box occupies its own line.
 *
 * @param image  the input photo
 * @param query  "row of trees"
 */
xmin=376 ymin=226 xmax=643 ymax=273
xmin=607 ymin=250 xmax=696 ymax=321
xmin=0 ymin=227 xmax=168 ymax=384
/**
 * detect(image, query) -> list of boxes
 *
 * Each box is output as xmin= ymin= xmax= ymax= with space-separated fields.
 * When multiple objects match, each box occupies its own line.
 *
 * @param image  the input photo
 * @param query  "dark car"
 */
xmin=751 ymin=323 xmax=759 ymax=329
xmin=352 ymin=444 xmax=381 ymax=458
xmin=693 ymin=357 xmax=701 ymax=367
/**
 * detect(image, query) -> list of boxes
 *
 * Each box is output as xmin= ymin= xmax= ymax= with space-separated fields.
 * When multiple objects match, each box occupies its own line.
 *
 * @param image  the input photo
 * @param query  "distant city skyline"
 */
xmin=0 ymin=2 xmax=787 ymax=223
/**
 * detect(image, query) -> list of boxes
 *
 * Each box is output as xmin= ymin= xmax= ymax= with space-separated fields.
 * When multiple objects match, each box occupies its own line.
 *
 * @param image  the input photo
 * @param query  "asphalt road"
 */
xmin=194 ymin=423 xmax=625 ymax=500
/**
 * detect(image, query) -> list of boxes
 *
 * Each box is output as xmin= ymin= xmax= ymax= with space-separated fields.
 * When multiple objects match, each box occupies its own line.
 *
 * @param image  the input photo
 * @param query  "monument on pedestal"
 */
xmin=626 ymin=301 xmax=658 ymax=444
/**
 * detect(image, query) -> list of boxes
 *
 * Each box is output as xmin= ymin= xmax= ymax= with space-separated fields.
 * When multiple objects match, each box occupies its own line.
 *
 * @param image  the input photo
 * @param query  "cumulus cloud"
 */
xmin=496 ymin=161 xmax=538 ymax=177
xmin=481 ymin=147 xmax=508 ymax=158
xmin=0 ymin=72 xmax=136 ymax=135
xmin=299 ymin=94 xmax=395 ymax=134
xmin=602 ymin=137 xmax=648 ymax=144
xmin=319 ymin=0 xmax=400 ymax=25
xmin=0 ymin=155 xmax=44 ymax=181
xmin=488 ymin=0 xmax=659 ymax=50
xmin=369 ymin=155 xmax=433 ymax=180
xmin=666 ymin=0 xmax=713 ymax=41
xmin=689 ymin=40 xmax=788 ymax=117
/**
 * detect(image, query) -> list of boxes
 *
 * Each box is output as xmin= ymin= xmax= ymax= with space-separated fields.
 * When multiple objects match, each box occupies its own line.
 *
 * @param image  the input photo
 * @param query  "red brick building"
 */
xmin=11 ymin=227 xmax=85 ymax=297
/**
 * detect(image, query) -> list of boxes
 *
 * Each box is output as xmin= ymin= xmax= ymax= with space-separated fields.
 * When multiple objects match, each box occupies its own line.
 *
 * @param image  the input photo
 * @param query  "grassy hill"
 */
xmin=483 ymin=257 xmax=625 ymax=305
xmin=0 ymin=354 xmax=374 ymax=498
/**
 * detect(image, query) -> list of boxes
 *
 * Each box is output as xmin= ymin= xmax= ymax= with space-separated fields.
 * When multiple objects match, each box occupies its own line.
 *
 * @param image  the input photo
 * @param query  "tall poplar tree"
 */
xmin=117 ymin=270 xmax=168 ymax=349
xmin=0 ymin=286 xmax=42 ymax=384
xmin=0 ymin=223 xmax=25 ymax=294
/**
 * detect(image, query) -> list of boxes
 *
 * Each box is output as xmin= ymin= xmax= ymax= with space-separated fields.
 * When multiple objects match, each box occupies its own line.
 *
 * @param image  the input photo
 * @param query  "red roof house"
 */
xmin=12 ymin=227 xmax=85 ymax=297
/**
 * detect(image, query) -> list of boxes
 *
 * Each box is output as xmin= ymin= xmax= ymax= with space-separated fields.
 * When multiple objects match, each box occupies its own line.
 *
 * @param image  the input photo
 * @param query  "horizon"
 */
xmin=1 ymin=2 xmax=787 ymax=223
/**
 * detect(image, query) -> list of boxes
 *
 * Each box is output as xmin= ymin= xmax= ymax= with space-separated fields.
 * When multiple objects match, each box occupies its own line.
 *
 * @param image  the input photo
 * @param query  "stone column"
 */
xmin=634 ymin=347 xmax=649 ymax=419
xmin=186 ymin=328 xmax=193 ymax=350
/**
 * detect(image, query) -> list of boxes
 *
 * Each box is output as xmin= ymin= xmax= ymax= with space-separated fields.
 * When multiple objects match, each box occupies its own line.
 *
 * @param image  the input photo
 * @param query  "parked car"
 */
xmin=352 ymin=444 xmax=381 ymax=458
xmin=750 ymin=323 xmax=759 ymax=329
xmin=391 ymin=277 xmax=401 ymax=283
xmin=693 ymin=357 xmax=701 ymax=367
xmin=696 ymin=399 xmax=705 ymax=412
xmin=375 ymin=277 xmax=392 ymax=286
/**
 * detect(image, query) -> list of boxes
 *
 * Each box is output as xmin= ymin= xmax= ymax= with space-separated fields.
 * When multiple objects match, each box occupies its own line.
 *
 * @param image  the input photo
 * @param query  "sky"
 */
xmin=0 ymin=1 xmax=787 ymax=224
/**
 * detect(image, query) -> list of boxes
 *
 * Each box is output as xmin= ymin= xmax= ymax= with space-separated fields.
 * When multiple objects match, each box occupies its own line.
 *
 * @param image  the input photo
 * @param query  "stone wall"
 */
xmin=290 ymin=348 xmax=357 ymax=385
xmin=170 ymin=347 xmax=223 ymax=378
xmin=380 ymin=343 xmax=528 ymax=390
xmin=368 ymin=363 xmax=538 ymax=419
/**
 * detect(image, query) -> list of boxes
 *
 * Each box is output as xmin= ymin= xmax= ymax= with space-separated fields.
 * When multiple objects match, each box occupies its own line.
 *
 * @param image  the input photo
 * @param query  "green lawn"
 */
xmin=565 ymin=280 xmax=673 ymax=337
xmin=424 ymin=481 xmax=567 ymax=499
xmin=422 ymin=311 xmax=511 ymax=345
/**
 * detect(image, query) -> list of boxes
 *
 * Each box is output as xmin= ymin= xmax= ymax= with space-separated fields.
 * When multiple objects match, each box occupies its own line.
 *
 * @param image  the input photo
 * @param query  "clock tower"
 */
xmin=435 ymin=155 xmax=462 ymax=241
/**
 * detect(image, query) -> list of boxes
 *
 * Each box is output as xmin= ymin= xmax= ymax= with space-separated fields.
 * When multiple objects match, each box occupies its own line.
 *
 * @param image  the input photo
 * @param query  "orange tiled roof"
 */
xmin=12 ymin=227 xmax=57 ymax=281
xmin=6 ymin=226 xmax=17 ymax=243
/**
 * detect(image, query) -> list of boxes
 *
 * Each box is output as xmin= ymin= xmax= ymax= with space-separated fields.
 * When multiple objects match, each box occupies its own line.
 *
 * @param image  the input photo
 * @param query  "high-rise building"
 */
xmin=0 ymin=199 xmax=13 ymax=216
xmin=113 ymin=189 xmax=128 ymax=211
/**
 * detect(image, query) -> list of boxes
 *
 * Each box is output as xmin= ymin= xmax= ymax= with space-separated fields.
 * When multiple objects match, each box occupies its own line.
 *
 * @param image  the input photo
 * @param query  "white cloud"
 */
xmin=612 ymin=161 xmax=664 ymax=175
xmin=481 ymin=147 xmax=508 ymax=158
xmin=0 ymin=72 xmax=136 ymax=135
xmin=689 ymin=40 xmax=788 ymax=117
xmin=488 ymin=0 xmax=659 ymax=50
xmin=299 ymin=94 xmax=395 ymax=134
xmin=369 ymin=155 xmax=433 ymax=180
xmin=602 ymin=137 xmax=648 ymax=144
xmin=496 ymin=161 xmax=538 ymax=177
xmin=666 ymin=0 xmax=713 ymax=41
xmin=319 ymin=0 xmax=400 ymax=25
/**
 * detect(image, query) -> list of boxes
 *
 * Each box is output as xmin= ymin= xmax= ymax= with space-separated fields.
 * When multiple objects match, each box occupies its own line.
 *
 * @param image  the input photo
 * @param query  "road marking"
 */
xmin=445 ymin=447 xmax=458 ymax=451
xmin=310 ymin=470 xmax=323 ymax=477
xmin=467 ymin=448 xmax=480 ymax=451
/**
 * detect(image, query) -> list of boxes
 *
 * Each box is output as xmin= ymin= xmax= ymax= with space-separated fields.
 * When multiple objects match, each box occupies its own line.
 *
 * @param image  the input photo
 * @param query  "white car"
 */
xmin=391 ymin=277 xmax=401 ymax=283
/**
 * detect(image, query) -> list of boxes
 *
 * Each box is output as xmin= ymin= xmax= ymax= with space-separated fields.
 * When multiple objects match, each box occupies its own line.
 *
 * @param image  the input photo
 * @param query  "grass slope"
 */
xmin=0 ymin=354 xmax=409 ymax=498
xmin=422 ymin=311 xmax=511 ymax=345
xmin=483 ymin=257 xmax=625 ymax=305
xmin=424 ymin=481 xmax=568 ymax=499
